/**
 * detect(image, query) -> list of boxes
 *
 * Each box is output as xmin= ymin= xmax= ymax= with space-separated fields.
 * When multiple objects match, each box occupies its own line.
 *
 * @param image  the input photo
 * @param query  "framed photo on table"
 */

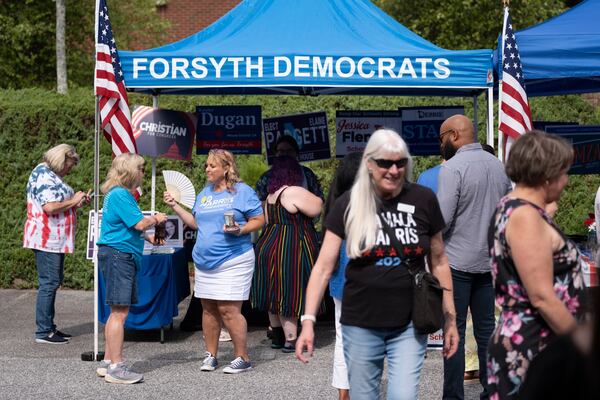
xmin=163 ymin=216 xmax=184 ymax=248
xmin=86 ymin=211 xmax=184 ymax=259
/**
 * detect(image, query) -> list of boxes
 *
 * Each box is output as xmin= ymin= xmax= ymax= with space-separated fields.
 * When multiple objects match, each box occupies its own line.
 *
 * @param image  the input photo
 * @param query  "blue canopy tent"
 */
xmin=119 ymin=0 xmax=495 ymax=143
xmin=494 ymin=0 xmax=600 ymax=97
xmin=117 ymin=0 xmax=498 ymax=205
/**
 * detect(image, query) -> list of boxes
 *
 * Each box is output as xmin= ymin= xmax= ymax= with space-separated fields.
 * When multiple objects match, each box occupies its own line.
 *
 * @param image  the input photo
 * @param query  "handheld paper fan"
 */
xmin=162 ymin=170 xmax=196 ymax=209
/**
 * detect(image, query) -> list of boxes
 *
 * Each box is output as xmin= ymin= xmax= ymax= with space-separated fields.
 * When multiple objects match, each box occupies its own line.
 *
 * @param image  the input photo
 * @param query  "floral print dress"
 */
xmin=487 ymin=197 xmax=584 ymax=399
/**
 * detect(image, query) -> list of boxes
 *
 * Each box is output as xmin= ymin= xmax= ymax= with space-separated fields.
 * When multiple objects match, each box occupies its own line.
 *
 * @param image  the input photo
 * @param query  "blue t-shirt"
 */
xmin=97 ymin=187 xmax=144 ymax=266
xmin=192 ymin=182 xmax=263 ymax=270
xmin=417 ymin=164 xmax=442 ymax=194
xmin=329 ymin=240 xmax=349 ymax=300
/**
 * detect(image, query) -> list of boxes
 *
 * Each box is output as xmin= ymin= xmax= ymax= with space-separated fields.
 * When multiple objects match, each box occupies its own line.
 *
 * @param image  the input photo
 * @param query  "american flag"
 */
xmin=95 ymin=0 xmax=137 ymax=157
xmin=498 ymin=8 xmax=532 ymax=159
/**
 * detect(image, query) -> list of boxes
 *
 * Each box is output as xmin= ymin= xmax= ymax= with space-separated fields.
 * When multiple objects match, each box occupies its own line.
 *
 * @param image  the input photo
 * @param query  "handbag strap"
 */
xmin=378 ymin=213 xmax=420 ymax=276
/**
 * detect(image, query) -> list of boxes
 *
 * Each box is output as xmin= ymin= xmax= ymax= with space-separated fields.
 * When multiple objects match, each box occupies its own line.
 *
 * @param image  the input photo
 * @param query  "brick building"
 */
xmin=156 ymin=0 xmax=240 ymax=44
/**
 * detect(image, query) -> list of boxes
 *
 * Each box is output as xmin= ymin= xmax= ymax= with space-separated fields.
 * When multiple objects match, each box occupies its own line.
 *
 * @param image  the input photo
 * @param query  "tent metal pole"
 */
xmin=151 ymin=96 xmax=159 ymax=213
xmin=487 ymin=87 xmax=494 ymax=148
xmin=473 ymin=95 xmax=478 ymax=138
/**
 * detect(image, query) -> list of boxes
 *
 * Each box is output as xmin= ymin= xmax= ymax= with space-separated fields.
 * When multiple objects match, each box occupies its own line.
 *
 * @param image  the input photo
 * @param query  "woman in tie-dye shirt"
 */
xmin=24 ymin=144 xmax=89 ymax=344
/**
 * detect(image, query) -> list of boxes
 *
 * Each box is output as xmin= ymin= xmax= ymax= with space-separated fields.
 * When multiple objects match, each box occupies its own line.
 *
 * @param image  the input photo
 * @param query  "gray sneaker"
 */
xmin=104 ymin=362 xmax=144 ymax=384
xmin=96 ymin=360 xmax=110 ymax=377
xmin=200 ymin=351 xmax=218 ymax=371
xmin=223 ymin=356 xmax=252 ymax=374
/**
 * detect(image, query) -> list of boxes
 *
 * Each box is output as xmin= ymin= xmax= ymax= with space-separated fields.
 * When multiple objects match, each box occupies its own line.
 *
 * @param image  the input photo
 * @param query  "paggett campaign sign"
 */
xmin=400 ymin=106 xmax=464 ymax=156
xmin=196 ymin=106 xmax=262 ymax=154
xmin=545 ymin=125 xmax=600 ymax=175
xmin=132 ymin=106 xmax=196 ymax=160
xmin=335 ymin=110 xmax=402 ymax=158
xmin=263 ymin=112 xmax=331 ymax=164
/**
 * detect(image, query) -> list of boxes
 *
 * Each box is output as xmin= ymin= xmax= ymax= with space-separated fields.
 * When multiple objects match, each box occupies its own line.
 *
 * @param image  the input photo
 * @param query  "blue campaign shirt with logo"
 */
xmin=192 ymin=182 xmax=263 ymax=270
xmin=96 ymin=187 xmax=145 ymax=267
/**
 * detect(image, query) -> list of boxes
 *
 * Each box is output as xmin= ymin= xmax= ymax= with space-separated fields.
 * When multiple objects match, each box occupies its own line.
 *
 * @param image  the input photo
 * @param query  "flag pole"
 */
xmin=81 ymin=0 xmax=103 ymax=362
xmin=497 ymin=5 xmax=509 ymax=162
xmin=93 ymin=96 xmax=101 ymax=361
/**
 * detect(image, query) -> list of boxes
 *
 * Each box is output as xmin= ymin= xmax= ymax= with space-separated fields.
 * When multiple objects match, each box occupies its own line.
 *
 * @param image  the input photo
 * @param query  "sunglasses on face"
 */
xmin=371 ymin=158 xmax=408 ymax=169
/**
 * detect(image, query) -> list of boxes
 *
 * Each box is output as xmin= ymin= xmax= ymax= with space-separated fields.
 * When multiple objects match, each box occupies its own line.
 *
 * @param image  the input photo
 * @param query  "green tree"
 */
xmin=374 ymin=0 xmax=568 ymax=49
xmin=0 ymin=0 xmax=168 ymax=89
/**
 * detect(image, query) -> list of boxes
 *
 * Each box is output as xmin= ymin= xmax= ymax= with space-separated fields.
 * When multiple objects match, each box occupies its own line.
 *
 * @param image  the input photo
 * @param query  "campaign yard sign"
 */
xmin=132 ymin=106 xmax=196 ymax=160
xmin=335 ymin=110 xmax=402 ymax=158
xmin=533 ymin=121 xmax=578 ymax=131
xmin=196 ymin=106 xmax=262 ymax=154
xmin=400 ymin=106 xmax=464 ymax=156
xmin=545 ymin=125 xmax=600 ymax=175
xmin=263 ymin=112 xmax=331 ymax=164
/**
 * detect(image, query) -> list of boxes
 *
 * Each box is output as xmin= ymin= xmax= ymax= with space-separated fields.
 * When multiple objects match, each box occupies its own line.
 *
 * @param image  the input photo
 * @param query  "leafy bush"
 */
xmin=0 ymin=88 xmax=598 ymax=288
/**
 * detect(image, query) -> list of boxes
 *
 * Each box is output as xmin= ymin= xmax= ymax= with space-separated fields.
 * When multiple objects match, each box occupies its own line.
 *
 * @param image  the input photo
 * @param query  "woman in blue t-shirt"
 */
xmin=164 ymin=149 xmax=264 ymax=374
xmin=96 ymin=153 xmax=167 ymax=384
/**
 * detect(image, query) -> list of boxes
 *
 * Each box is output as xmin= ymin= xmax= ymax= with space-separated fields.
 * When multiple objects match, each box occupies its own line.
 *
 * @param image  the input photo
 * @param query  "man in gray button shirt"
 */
xmin=437 ymin=115 xmax=512 ymax=400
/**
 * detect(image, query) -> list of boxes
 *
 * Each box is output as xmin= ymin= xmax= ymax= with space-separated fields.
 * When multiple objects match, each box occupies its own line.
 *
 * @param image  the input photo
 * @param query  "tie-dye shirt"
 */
xmin=23 ymin=163 xmax=76 ymax=253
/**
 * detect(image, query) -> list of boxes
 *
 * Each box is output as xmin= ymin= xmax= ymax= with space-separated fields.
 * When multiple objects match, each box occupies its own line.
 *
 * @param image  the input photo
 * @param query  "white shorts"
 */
xmin=194 ymin=249 xmax=255 ymax=301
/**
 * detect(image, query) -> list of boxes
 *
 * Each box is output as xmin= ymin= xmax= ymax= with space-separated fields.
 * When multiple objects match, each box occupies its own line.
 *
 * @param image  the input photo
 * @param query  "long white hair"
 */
xmin=345 ymin=129 xmax=413 ymax=258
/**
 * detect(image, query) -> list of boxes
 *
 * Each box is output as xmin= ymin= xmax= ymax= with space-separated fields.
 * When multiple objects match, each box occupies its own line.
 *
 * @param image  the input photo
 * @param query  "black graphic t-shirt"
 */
xmin=325 ymin=183 xmax=445 ymax=328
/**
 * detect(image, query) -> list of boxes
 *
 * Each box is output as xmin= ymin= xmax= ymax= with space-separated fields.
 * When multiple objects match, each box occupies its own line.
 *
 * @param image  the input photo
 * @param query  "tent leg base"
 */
xmin=81 ymin=351 xmax=105 ymax=362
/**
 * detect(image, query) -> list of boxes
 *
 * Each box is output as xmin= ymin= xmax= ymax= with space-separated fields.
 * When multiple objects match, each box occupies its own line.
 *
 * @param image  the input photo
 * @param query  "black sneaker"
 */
xmin=54 ymin=329 xmax=72 ymax=339
xmin=35 ymin=332 xmax=69 ymax=344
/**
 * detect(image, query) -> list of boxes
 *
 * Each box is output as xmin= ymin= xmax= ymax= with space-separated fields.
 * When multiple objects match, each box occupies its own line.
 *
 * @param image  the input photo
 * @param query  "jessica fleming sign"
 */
xmin=196 ymin=106 xmax=262 ymax=154
xmin=263 ymin=112 xmax=331 ymax=164
xmin=335 ymin=110 xmax=402 ymax=158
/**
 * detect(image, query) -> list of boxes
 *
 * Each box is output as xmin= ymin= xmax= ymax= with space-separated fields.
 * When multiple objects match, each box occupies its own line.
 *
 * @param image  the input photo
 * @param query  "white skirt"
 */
xmin=194 ymin=249 xmax=255 ymax=301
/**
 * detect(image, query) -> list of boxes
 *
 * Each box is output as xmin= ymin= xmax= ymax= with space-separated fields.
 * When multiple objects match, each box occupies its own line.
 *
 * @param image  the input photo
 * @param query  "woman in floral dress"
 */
xmin=487 ymin=131 xmax=584 ymax=399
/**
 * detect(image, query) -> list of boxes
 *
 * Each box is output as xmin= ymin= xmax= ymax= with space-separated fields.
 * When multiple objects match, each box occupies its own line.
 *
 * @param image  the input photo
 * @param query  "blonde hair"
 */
xmin=43 ymin=144 xmax=79 ymax=173
xmin=207 ymin=149 xmax=241 ymax=192
xmin=345 ymin=129 xmax=413 ymax=258
xmin=101 ymin=153 xmax=144 ymax=193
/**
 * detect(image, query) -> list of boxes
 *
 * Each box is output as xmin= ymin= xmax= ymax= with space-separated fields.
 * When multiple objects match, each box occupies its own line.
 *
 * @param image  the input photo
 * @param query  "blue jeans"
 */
xmin=98 ymin=245 xmax=138 ymax=306
xmin=342 ymin=323 xmax=427 ymax=400
xmin=34 ymin=250 xmax=65 ymax=338
xmin=443 ymin=269 xmax=495 ymax=400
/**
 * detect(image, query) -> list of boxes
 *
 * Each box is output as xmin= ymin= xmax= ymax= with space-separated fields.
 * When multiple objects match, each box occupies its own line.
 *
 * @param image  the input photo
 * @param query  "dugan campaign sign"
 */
xmin=132 ymin=106 xmax=196 ymax=160
xmin=196 ymin=106 xmax=262 ymax=154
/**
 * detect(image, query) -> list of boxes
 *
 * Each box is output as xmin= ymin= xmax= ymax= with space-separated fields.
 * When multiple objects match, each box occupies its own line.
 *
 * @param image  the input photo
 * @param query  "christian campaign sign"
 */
xmin=196 ymin=106 xmax=262 ymax=154
xmin=335 ymin=110 xmax=402 ymax=158
xmin=263 ymin=112 xmax=331 ymax=164
xmin=545 ymin=125 xmax=600 ymax=175
xmin=400 ymin=106 xmax=464 ymax=156
xmin=133 ymin=106 xmax=196 ymax=160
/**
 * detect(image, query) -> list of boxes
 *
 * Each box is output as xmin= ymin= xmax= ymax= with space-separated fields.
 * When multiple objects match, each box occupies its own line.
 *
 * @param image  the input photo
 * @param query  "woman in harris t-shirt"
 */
xmin=296 ymin=129 xmax=459 ymax=399
xmin=164 ymin=149 xmax=264 ymax=374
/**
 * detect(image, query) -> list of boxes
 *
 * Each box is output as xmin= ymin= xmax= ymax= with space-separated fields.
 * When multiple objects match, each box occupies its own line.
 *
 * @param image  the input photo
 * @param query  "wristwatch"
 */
xmin=300 ymin=314 xmax=316 ymax=323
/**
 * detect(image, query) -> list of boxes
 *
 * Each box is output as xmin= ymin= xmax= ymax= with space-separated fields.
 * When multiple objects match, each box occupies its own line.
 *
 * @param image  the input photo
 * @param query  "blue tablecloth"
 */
xmin=98 ymin=248 xmax=191 ymax=330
